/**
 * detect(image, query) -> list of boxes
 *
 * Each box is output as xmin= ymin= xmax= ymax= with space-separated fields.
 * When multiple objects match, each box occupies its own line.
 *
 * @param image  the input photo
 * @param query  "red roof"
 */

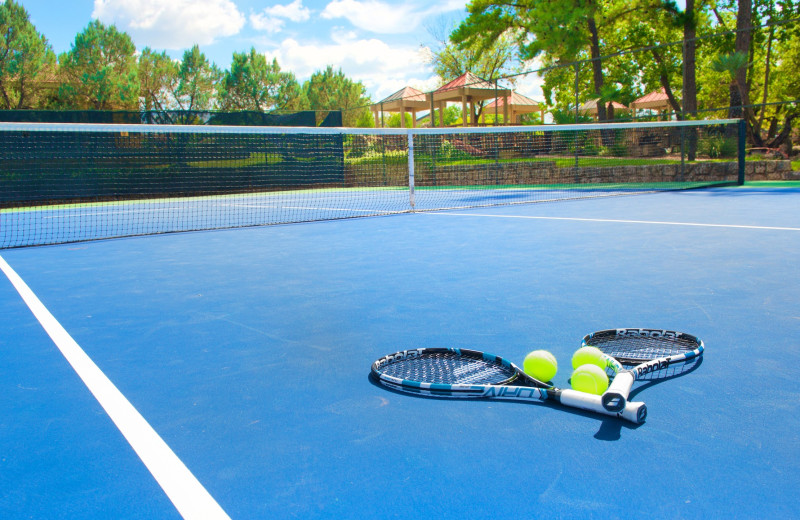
xmin=379 ymin=86 xmax=427 ymax=104
xmin=580 ymin=99 xmax=629 ymax=112
xmin=436 ymin=72 xmax=497 ymax=93
xmin=635 ymin=87 xmax=668 ymax=103
xmin=485 ymin=91 xmax=541 ymax=108
xmin=632 ymin=87 xmax=671 ymax=108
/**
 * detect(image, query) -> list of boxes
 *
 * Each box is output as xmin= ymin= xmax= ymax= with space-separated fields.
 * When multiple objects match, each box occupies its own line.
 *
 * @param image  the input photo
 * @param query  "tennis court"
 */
xmin=1 ymin=122 xmax=799 ymax=519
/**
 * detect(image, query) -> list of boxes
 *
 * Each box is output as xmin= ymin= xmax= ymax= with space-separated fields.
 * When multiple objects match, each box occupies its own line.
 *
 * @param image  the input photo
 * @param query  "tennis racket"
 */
xmin=581 ymin=328 xmax=705 ymax=412
xmin=371 ymin=347 xmax=647 ymax=424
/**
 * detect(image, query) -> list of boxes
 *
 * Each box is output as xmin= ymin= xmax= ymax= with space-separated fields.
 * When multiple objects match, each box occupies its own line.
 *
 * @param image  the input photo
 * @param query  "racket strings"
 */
xmin=380 ymin=352 xmax=515 ymax=385
xmin=594 ymin=336 xmax=699 ymax=363
xmin=628 ymin=356 xmax=702 ymax=381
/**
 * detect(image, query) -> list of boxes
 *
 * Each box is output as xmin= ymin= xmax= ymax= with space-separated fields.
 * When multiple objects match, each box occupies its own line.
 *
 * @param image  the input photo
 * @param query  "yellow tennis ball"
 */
xmin=571 ymin=364 xmax=609 ymax=395
xmin=572 ymin=346 xmax=607 ymax=370
xmin=522 ymin=350 xmax=558 ymax=382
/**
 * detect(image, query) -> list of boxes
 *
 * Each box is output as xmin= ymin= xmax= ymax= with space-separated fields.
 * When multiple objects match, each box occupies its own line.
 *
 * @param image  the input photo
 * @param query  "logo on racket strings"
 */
xmin=616 ymin=328 xmax=680 ymax=339
xmin=636 ymin=357 xmax=673 ymax=376
xmin=376 ymin=349 xmax=424 ymax=368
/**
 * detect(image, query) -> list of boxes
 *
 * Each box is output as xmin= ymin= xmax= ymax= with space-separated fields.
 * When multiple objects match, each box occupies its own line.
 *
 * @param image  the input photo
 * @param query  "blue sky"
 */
xmin=20 ymin=0 xmax=473 ymax=101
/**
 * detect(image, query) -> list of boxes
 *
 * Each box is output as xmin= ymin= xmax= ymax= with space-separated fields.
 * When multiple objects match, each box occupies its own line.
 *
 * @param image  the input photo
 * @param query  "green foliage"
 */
xmin=138 ymin=47 xmax=177 ymax=111
xmin=711 ymin=51 xmax=750 ymax=77
xmin=385 ymin=112 xmax=413 ymax=128
xmin=440 ymin=105 xmax=463 ymax=126
xmin=426 ymin=15 xmax=519 ymax=87
xmin=217 ymin=48 xmax=302 ymax=111
xmin=0 ymin=0 xmax=796 ymax=159
xmin=353 ymin=109 xmax=375 ymax=128
xmin=345 ymin=148 xmax=408 ymax=166
xmin=698 ymin=136 xmax=738 ymax=158
xmin=453 ymin=0 xmax=592 ymax=61
xmin=304 ymin=66 xmax=370 ymax=126
xmin=550 ymin=108 xmax=593 ymax=125
xmin=57 ymin=20 xmax=139 ymax=110
xmin=436 ymin=139 xmax=475 ymax=162
xmin=0 ymin=0 xmax=55 ymax=109
xmin=174 ymin=44 xmax=219 ymax=112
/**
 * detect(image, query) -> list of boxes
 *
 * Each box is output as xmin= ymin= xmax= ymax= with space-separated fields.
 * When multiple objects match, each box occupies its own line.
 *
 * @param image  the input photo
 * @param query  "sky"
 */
xmin=20 ymin=0 xmax=479 ymax=102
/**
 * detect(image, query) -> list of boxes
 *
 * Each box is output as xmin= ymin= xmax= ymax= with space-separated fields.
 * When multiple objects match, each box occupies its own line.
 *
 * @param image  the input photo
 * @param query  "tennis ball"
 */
xmin=572 ymin=346 xmax=608 ymax=370
xmin=570 ymin=364 xmax=609 ymax=395
xmin=522 ymin=350 xmax=558 ymax=383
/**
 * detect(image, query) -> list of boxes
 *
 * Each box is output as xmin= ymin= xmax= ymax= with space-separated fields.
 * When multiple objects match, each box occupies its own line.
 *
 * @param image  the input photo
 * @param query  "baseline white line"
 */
xmin=426 ymin=212 xmax=800 ymax=232
xmin=0 ymin=254 xmax=230 ymax=520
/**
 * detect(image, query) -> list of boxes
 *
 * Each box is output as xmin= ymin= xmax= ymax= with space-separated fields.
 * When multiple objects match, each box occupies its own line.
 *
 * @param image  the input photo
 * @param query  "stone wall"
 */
xmin=744 ymin=160 xmax=799 ymax=181
xmin=345 ymin=159 xmax=798 ymax=188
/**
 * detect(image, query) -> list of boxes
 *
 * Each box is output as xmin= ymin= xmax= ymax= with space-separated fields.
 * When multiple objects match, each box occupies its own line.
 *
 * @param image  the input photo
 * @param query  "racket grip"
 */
xmin=602 ymin=372 xmax=636 ymax=412
xmin=559 ymin=389 xmax=647 ymax=424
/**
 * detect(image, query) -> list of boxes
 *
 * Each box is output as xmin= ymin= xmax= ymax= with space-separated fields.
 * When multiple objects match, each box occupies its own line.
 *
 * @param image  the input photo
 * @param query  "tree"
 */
xmin=741 ymin=0 xmax=799 ymax=153
xmin=425 ymin=16 xmax=519 ymax=123
xmin=425 ymin=16 xmax=518 ymax=83
xmin=217 ymin=48 xmax=303 ymax=111
xmin=728 ymin=0 xmax=752 ymax=120
xmin=0 ymin=0 xmax=55 ymax=109
xmin=57 ymin=20 xmax=139 ymax=110
xmin=138 ymin=47 xmax=178 ymax=112
xmin=452 ymin=0 xmax=646 ymax=122
xmin=304 ymin=66 xmax=370 ymax=126
xmin=705 ymin=0 xmax=797 ymax=151
xmin=173 ymin=44 xmax=219 ymax=112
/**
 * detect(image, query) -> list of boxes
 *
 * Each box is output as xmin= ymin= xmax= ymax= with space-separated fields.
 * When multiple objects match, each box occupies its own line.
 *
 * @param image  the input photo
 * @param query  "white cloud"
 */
xmin=321 ymin=0 xmax=466 ymax=34
xmin=251 ymin=0 xmax=312 ymax=34
xmin=92 ymin=0 xmax=245 ymax=49
xmin=266 ymin=0 xmax=312 ymax=22
xmin=513 ymin=59 xmax=545 ymax=100
xmin=250 ymin=15 xmax=285 ymax=34
xmin=266 ymin=33 xmax=433 ymax=100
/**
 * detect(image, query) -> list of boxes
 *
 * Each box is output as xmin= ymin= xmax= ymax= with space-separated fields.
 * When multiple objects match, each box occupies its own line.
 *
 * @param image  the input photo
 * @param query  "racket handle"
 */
xmin=602 ymin=372 xmax=636 ymax=412
xmin=560 ymin=389 xmax=647 ymax=424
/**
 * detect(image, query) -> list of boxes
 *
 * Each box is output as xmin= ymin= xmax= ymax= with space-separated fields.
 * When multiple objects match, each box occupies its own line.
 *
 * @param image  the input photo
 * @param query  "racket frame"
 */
xmin=582 ymin=328 xmax=704 ymax=412
xmin=371 ymin=347 xmax=647 ymax=424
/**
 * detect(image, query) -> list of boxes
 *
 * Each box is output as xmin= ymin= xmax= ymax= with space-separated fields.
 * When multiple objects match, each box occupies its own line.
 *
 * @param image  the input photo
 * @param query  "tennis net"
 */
xmin=0 ymin=119 xmax=743 ymax=248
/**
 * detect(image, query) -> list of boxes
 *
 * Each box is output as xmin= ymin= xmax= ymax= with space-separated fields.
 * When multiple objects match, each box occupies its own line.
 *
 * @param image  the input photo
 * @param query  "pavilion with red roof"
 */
xmin=579 ymin=98 xmax=630 ymax=119
xmin=631 ymin=87 xmax=674 ymax=119
xmin=482 ymin=91 xmax=545 ymax=124
xmin=371 ymin=86 xmax=429 ymax=128
xmin=429 ymin=72 xmax=512 ymax=127
xmin=371 ymin=73 xmax=543 ymax=128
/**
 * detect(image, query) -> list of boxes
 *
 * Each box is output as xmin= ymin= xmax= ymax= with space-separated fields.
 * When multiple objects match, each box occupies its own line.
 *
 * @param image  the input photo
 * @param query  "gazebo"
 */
xmin=580 ymin=99 xmax=629 ymax=119
xmin=482 ymin=91 xmax=545 ymax=124
xmin=631 ymin=88 xmax=673 ymax=119
xmin=371 ymin=86 xmax=429 ymax=128
xmin=429 ymin=72 xmax=512 ymax=127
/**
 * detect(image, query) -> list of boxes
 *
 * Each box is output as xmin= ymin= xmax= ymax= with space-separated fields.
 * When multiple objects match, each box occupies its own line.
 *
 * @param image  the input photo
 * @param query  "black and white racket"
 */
xmin=581 ymin=328 xmax=705 ymax=412
xmin=371 ymin=347 xmax=647 ymax=424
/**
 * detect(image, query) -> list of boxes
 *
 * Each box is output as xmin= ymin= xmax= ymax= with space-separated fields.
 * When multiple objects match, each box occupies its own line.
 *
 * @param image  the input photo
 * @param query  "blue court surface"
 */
xmin=2 ymin=185 xmax=799 ymax=519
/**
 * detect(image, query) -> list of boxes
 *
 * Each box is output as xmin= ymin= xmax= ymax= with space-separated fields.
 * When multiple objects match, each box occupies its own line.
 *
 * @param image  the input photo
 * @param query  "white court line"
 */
xmin=0 ymin=254 xmax=230 ymax=520
xmin=427 ymin=212 xmax=800 ymax=232
xmin=283 ymin=206 xmax=402 ymax=214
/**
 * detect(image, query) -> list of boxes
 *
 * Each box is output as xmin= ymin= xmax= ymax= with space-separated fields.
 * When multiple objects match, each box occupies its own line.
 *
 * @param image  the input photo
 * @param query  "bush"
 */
xmin=698 ymin=136 xmax=738 ymax=158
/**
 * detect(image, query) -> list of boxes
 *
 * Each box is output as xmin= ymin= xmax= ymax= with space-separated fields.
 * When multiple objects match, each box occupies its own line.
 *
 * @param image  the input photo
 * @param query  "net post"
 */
xmin=737 ymin=118 xmax=746 ymax=186
xmin=407 ymin=130 xmax=416 ymax=210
